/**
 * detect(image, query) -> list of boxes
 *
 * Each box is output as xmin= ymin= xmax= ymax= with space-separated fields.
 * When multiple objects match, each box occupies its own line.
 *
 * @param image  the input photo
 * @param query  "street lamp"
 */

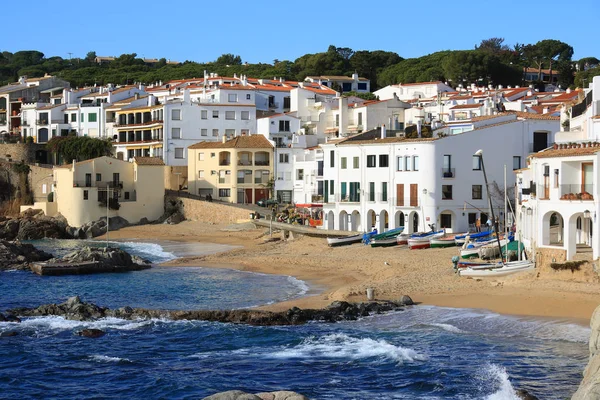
xmin=474 ymin=149 xmax=504 ymax=260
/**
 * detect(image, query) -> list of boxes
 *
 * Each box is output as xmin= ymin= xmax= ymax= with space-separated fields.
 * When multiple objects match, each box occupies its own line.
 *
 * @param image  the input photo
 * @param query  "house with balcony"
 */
xmin=304 ymin=73 xmax=371 ymax=93
xmin=187 ymin=135 xmax=273 ymax=204
xmin=321 ymin=113 xmax=559 ymax=234
xmin=30 ymin=156 xmax=165 ymax=227
xmin=516 ymin=76 xmax=600 ymax=261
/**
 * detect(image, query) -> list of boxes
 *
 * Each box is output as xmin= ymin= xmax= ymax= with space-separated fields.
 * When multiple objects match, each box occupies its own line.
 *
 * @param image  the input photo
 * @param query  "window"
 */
xmin=241 ymin=129 xmax=249 ymax=136
xmin=64 ymin=114 xmax=68 ymax=123
xmin=330 ymin=150 xmax=335 ymax=167
xmin=341 ymin=182 xmax=347 ymax=200
xmin=442 ymin=185 xmax=453 ymax=200
xmin=171 ymin=109 xmax=181 ymax=120
xmin=473 ymin=155 xmax=481 ymax=170
xmin=379 ymin=154 xmax=389 ymax=168
xmin=225 ymin=129 xmax=235 ymax=137
xmin=513 ymin=156 xmax=521 ymax=170
xmin=369 ymin=182 xmax=375 ymax=201
xmin=201 ymin=128 xmax=207 ymax=136
xmin=228 ymin=94 xmax=238 ymax=102
xmin=225 ymin=111 xmax=235 ymax=120
xmin=554 ymin=169 xmax=559 ymax=188
xmin=174 ymin=148 xmax=184 ymax=159
xmin=219 ymin=188 xmax=230 ymax=197
xmin=212 ymin=110 xmax=219 ymax=119
xmin=172 ymin=127 xmax=181 ymax=139
xmin=212 ymin=129 xmax=219 ymax=137
xmin=71 ymin=113 xmax=77 ymax=122
xmin=297 ymin=169 xmax=304 ymax=180
xmin=367 ymin=155 xmax=376 ymax=167
xmin=353 ymin=157 xmax=359 ymax=168
xmin=381 ymin=182 xmax=388 ymax=201
xmin=201 ymin=110 xmax=207 ymax=119
xmin=210 ymin=153 xmax=215 ymax=158
xmin=404 ymin=156 xmax=411 ymax=171
xmin=83 ymin=190 xmax=88 ymax=200
xmin=349 ymin=182 xmax=360 ymax=202
xmin=241 ymin=111 xmax=250 ymax=120
xmin=279 ymin=120 xmax=290 ymax=132
xmin=199 ymin=152 xmax=204 ymax=161
xmin=341 ymin=157 xmax=347 ymax=169
xmin=413 ymin=156 xmax=419 ymax=171
xmin=124 ymin=192 xmax=130 ymax=200
xmin=246 ymin=94 xmax=251 ymax=100
xmin=330 ymin=180 xmax=334 ymax=195
xmin=472 ymin=184 xmax=483 ymax=200
xmin=198 ymin=170 xmax=205 ymax=179
xmin=96 ymin=173 xmax=101 ymax=182
xmin=397 ymin=156 xmax=403 ymax=171
xmin=335 ymin=114 xmax=340 ymax=127
xmin=440 ymin=213 xmax=452 ymax=229
xmin=88 ymin=113 xmax=97 ymax=122
xmin=443 ymin=154 xmax=452 ymax=173
xmin=358 ymin=112 xmax=363 ymax=126
xmin=279 ymin=153 xmax=289 ymax=163
xmin=358 ymin=82 xmax=367 ymax=91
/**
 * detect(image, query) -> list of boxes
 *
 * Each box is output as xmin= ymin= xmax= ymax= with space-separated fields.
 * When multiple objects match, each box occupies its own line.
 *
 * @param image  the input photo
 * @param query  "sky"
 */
xmin=3 ymin=0 xmax=599 ymax=63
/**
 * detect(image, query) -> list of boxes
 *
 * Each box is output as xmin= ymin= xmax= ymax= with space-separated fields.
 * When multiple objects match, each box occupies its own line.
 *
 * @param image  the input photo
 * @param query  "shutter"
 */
xmin=410 ymin=184 xmax=418 ymax=207
xmin=396 ymin=184 xmax=404 ymax=206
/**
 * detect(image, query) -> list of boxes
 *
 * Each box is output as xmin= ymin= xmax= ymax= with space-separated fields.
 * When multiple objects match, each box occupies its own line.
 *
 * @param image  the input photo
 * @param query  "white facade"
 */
xmin=321 ymin=115 xmax=559 ymax=234
xmin=374 ymin=82 xmax=454 ymax=101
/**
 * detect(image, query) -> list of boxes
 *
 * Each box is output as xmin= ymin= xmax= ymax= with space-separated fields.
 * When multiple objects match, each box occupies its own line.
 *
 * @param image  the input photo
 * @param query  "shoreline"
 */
xmin=98 ymin=220 xmax=599 ymax=323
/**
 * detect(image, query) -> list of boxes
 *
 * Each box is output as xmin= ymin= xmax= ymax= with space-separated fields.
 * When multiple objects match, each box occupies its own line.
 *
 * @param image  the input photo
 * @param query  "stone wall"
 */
xmin=0 ymin=143 xmax=48 ymax=164
xmin=167 ymin=195 xmax=251 ymax=224
xmin=535 ymin=247 xmax=599 ymax=283
xmin=572 ymin=304 xmax=600 ymax=399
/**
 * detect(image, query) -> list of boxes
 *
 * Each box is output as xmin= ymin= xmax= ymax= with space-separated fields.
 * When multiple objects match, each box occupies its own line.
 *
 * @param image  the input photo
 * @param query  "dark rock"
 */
xmin=106 ymin=216 xmax=129 ymax=231
xmin=398 ymin=295 xmax=414 ymax=306
xmin=0 ymin=313 xmax=4 ymax=321
xmin=4 ymin=314 xmax=21 ymax=323
xmin=0 ymin=331 xmax=18 ymax=337
xmin=78 ymin=328 xmax=105 ymax=338
xmin=20 ymin=208 xmax=44 ymax=218
xmin=0 ymin=239 xmax=53 ymax=271
xmin=515 ymin=389 xmax=539 ymax=400
xmin=202 ymin=390 xmax=261 ymax=400
xmin=16 ymin=218 xmax=71 ymax=240
xmin=164 ymin=212 xmax=185 ymax=225
xmin=46 ymin=246 xmax=152 ymax=274
xmin=138 ymin=217 xmax=150 ymax=225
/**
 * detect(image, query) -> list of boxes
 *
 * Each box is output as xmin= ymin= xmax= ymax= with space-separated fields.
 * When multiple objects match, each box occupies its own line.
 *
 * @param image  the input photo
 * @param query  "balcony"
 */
xmin=218 ymin=177 xmax=231 ymax=184
xmin=37 ymin=120 xmax=49 ymax=125
xmin=441 ymin=168 xmax=455 ymax=178
xmin=73 ymin=181 xmax=124 ymax=189
xmin=255 ymin=160 xmax=270 ymax=166
xmin=560 ymin=184 xmax=594 ymax=200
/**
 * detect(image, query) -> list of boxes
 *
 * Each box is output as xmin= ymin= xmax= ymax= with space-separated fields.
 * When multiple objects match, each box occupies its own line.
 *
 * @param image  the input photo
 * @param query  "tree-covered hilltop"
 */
xmin=0 ymin=39 xmax=597 ymax=90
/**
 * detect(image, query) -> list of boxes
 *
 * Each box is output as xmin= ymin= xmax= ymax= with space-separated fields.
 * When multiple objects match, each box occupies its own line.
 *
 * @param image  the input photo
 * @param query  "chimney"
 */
xmin=352 ymin=72 xmax=358 ymax=81
xmin=148 ymin=94 xmax=155 ymax=106
xmin=183 ymin=89 xmax=190 ymax=103
xmin=222 ymin=135 xmax=227 ymax=144
xmin=134 ymin=93 xmax=140 ymax=100
xmin=566 ymin=88 xmax=571 ymax=94
xmin=381 ymin=124 xmax=386 ymax=139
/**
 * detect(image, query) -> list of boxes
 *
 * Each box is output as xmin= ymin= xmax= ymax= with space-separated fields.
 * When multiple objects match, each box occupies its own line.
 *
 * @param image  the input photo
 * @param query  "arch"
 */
xmin=439 ymin=210 xmax=455 ymax=232
xmin=366 ymin=209 xmax=376 ymax=231
xmin=395 ymin=211 xmax=405 ymax=229
xmin=379 ymin=210 xmax=389 ymax=232
xmin=408 ymin=211 xmax=420 ymax=233
xmin=37 ymin=128 xmax=48 ymax=143
xmin=351 ymin=210 xmax=361 ymax=231
xmin=326 ymin=210 xmax=335 ymax=230
xmin=237 ymin=151 xmax=252 ymax=166
xmin=541 ymin=211 xmax=564 ymax=246
xmin=218 ymin=151 xmax=231 ymax=166
xmin=339 ymin=210 xmax=348 ymax=231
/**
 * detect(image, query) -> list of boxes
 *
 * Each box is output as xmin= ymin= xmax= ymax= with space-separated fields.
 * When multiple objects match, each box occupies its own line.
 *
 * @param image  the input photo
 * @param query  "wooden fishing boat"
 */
xmin=430 ymin=233 xmax=467 ymax=248
xmin=407 ymin=230 xmax=445 ymax=250
xmin=327 ymin=234 xmax=364 ymax=247
xmin=396 ymin=233 xmax=411 ymax=245
xmin=458 ymin=260 xmax=535 ymax=277
xmin=370 ymin=236 xmax=401 ymax=247
xmin=459 ymin=237 xmax=503 ymax=259
xmin=454 ymin=230 xmax=492 ymax=246
xmin=478 ymin=238 xmax=510 ymax=259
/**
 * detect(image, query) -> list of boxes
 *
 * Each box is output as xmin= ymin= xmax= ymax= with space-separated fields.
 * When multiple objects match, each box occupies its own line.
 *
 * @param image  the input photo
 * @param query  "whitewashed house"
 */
xmin=516 ymin=76 xmax=600 ymax=261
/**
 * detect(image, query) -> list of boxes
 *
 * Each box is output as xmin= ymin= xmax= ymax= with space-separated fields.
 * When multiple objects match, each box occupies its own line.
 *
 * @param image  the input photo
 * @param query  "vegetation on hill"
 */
xmin=46 ymin=136 xmax=113 ymax=164
xmin=0 ymin=38 xmax=597 ymax=90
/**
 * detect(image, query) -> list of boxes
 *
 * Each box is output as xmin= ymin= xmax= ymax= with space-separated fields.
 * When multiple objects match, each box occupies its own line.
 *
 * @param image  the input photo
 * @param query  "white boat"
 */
xmin=407 ymin=230 xmax=445 ymax=250
xmin=460 ymin=237 xmax=504 ymax=259
xmin=477 ymin=238 xmax=510 ymax=259
xmin=396 ymin=233 xmax=411 ymax=245
xmin=327 ymin=234 xmax=363 ymax=247
xmin=458 ymin=261 xmax=535 ymax=277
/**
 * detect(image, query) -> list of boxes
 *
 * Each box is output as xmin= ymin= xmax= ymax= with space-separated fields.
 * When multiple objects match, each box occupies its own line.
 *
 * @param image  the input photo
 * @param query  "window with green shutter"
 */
xmin=88 ymin=113 xmax=97 ymax=122
xmin=341 ymin=182 xmax=347 ymax=200
xmin=382 ymin=182 xmax=388 ymax=201
xmin=369 ymin=182 xmax=375 ymax=201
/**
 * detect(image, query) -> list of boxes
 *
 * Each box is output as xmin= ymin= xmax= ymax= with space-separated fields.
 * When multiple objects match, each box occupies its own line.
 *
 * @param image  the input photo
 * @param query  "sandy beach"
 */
xmin=101 ymin=220 xmax=600 ymax=322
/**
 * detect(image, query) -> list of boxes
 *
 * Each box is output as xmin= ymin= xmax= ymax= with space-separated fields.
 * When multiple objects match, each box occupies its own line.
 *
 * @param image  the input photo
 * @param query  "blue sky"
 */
xmin=3 ymin=0 xmax=598 ymax=63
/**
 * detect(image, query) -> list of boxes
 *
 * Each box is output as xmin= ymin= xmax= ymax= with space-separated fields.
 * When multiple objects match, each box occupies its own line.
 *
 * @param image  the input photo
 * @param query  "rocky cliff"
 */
xmin=573 ymin=304 xmax=600 ymax=399
xmin=0 ymin=239 xmax=53 ymax=271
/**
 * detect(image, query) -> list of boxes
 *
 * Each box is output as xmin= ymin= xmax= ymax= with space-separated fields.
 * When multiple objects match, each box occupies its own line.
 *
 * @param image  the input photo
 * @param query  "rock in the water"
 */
xmin=46 ymin=246 xmax=152 ymax=273
xmin=202 ymin=391 xmax=262 ymax=400
xmin=0 ymin=213 xmax=73 ymax=241
xmin=78 ymin=328 xmax=105 ymax=338
xmin=0 ymin=239 xmax=53 ymax=271
xmin=398 ymin=295 xmax=414 ymax=306
xmin=573 ymin=304 xmax=600 ymax=399
xmin=255 ymin=391 xmax=309 ymax=400
xmin=515 ymin=389 xmax=538 ymax=399
xmin=0 ymin=331 xmax=18 ymax=337
xmin=4 ymin=314 xmax=21 ymax=323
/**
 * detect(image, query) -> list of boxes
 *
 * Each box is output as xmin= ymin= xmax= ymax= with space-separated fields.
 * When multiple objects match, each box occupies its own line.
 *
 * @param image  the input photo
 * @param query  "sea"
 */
xmin=0 ymin=239 xmax=590 ymax=400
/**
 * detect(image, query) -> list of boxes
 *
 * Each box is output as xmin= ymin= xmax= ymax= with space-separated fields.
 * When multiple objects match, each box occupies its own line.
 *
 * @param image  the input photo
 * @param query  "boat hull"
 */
xmin=370 ymin=237 xmax=399 ymax=247
xmin=327 ymin=234 xmax=363 ymax=247
xmin=407 ymin=239 xmax=431 ymax=250
xmin=459 ymin=261 xmax=535 ymax=277
xmin=430 ymin=239 xmax=457 ymax=248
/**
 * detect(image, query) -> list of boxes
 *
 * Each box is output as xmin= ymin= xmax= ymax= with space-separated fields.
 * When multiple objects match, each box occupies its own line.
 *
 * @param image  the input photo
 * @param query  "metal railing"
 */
xmin=560 ymin=184 xmax=594 ymax=199
xmin=254 ymin=160 xmax=270 ymax=166
xmin=441 ymin=168 xmax=455 ymax=178
xmin=36 ymin=120 xmax=48 ymax=125
xmin=73 ymin=180 xmax=124 ymax=189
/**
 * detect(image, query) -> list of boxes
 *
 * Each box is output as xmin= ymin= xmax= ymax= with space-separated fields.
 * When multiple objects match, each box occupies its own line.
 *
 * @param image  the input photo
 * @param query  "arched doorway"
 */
xmin=367 ymin=209 xmax=376 ymax=231
xmin=379 ymin=210 xmax=389 ymax=232
xmin=38 ymin=128 xmax=48 ymax=143
xmin=408 ymin=211 xmax=419 ymax=233
xmin=339 ymin=210 xmax=348 ymax=231
xmin=395 ymin=211 xmax=405 ymax=229
xmin=351 ymin=211 xmax=361 ymax=231
xmin=542 ymin=211 xmax=564 ymax=246
xmin=326 ymin=210 xmax=335 ymax=230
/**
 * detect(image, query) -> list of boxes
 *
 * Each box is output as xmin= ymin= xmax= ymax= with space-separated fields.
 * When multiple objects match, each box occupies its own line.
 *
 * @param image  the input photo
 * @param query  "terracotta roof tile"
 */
xmin=530 ymin=144 xmax=600 ymax=158
xmin=188 ymin=135 xmax=273 ymax=150
xmin=133 ymin=157 xmax=165 ymax=165
xmin=511 ymin=111 xmax=560 ymax=121
xmin=450 ymin=103 xmax=481 ymax=110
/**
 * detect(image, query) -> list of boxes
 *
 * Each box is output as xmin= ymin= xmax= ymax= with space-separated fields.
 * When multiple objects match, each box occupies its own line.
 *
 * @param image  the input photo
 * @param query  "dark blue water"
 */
xmin=0 ymin=241 xmax=590 ymax=399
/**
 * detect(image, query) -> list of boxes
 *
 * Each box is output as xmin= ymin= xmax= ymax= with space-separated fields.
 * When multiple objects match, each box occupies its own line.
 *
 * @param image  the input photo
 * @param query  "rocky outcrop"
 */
xmin=573 ymin=304 xmax=600 ymax=399
xmin=203 ymin=390 xmax=308 ymax=400
xmin=8 ymin=297 xmax=408 ymax=326
xmin=78 ymin=328 xmax=105 ymax=338
xmin=0 ymin=239 xmax=53 ymax=271
xmin=164 ymin=211 xmax=185 ymax=225
xmin=42 ymin=246 xmax=151 ymax=274
xmin=0 ymin=211 xmax=72 ymax=240
xmin=68 ymin=216 xmax=131 ymax=239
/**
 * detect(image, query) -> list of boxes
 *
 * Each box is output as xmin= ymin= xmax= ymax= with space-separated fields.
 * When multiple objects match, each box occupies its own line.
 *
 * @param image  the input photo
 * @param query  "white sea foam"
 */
xmin=484 ymin=364 xmax=520 ymax=400
xmin=287 ymin=276 xmax=309 ymax=297
xmin=111 ymin=241 xmax=177 ymax=263
xmin=270 ymin=333 xmax=427 ymax=364
xmin=89 ymin=355 xmax=130 ymax=363
xmin=17 ymin=316 xmax=153 ymax=332
xmin=428 ymin=323 xmax=463 ymax=333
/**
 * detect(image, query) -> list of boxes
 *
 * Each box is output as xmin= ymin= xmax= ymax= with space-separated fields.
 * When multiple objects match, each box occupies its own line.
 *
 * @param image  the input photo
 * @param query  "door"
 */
xmin=543 ymin=165 xmax=550 ymax=199
xmin=38 ymin=128 xmax=48 ymax=143
xmin=244 ymin=188 xmax=253 ymax=204
xmin=582 ymin=163 xmax=593 ymax=194
xmin=533 ymin=132 xmax=548 ymax=152
xmin=255 ymin=189 xmax=268 ymax=203
xmin=85 ymin=173 xmax=92 ymax=187
xmin=396 ymin=184 xmax=404 ymax=206
xmin=412 ymin=213 xmax=419 ymax=233
xmin=113 ymin=173 xmax=120 ymax=187
xmin=410 ymin=184 xmax=418 ymax=207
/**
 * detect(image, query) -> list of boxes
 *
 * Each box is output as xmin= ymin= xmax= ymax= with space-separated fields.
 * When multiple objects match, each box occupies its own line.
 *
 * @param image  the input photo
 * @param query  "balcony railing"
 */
xmin=219 ymin=160 xmax=231 ymax=166
xmin=37 ymin=120 xmax=48 ymax=125
xmin=255 ymin=160 xmax=270 ymax=166
xmin=218 ymin=177 xmax=231 ymax=184
xmin=21 ymin=121 xmax=30 ymax=126
xmin=237 ymin=160 xmax=252 ymax=166
xmin=237 ymin=177 xmax=253 ymax=184
xmin=441 ymin=168 xmax=455 ymax=178
xmin=73 ymin=181 xmax=124 ymax=189
xmin=560 ymin=184 xmax=594 ymax=200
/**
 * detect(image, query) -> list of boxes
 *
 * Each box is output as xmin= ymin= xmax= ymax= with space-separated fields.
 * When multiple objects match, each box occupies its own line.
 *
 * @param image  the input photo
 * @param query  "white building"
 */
xmin=374 ymin=81 xmax=454 ymax=102
xmin=516 ymin=76 xmax=600 ymax=261
xmin=305 ymin=73 xmax=371 ymax=93
xmin=320 ymin=113 xmax=559 ymax=233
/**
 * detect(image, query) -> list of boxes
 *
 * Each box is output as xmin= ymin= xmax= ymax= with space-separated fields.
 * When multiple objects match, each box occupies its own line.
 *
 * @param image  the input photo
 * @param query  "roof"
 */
xmin=37 ymin=103 xmax=65 ymax=110
xmin=188 ymin=135 xmax=273 ymax=150
xmin=450 ymin=103 xmax=482 ymax=110
xmin=133 ymin=157 xmax=165 ymax=165
xmin=512 ymin=111 xmax=560 ymax=121
xmin=530 ymin=143 xmax=600 ymax=158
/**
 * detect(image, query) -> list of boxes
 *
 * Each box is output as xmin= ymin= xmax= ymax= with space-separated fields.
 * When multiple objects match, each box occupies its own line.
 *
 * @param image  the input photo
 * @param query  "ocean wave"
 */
xmin=89 ymin=355 xmax=131 ymax=363
xmin=286 ymin=276 xmax=309 ymax=297
xmin=427 ymin=323 xmax=463 ymax=333
xmin=270 ymin=333 xmax=427 ymax=364
xmin=483 ymin=364 xmax=520 ymax=400
xmin=15 ymin=316 xmax=154 ymax=332
xmin=112 ymin=241 xmax=177 ymax=263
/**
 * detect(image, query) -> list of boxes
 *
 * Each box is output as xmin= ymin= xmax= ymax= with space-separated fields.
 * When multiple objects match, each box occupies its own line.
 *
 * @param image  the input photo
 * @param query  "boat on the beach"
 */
xmin=478 ymin=238 xmax=511 ymax=259
xmin=407 ymin=230 xmax=445 ymax=250
xmin=327 ymin=233 xmax=364 ymax=247
xmin=458 ymin=260 xmax=535 ymax=277
xmin=459 ymin=237 xmax=502 ymax=259
xmin=454 ymin=230 xmax=492 ymax=246
xmin=396 ymin=233 xmax=411 ymax=245
xmin=369 ymin=227 xmax=404 ymax=247
xmin=430 ymin=233 xmax=466 ymax=248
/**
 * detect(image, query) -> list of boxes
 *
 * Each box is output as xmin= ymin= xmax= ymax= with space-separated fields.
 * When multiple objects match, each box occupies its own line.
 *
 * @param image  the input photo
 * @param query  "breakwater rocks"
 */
xmin=572 ymin=304 xmax=600 ymax=399
xmin=7 ymin=296 xmax=412 ymax=325
xmin=203 ymin=390 xmax=308 ymax=400
xmin=0 ymin=210 xmax=72 ymax=240
xmin=0 ymin=239 xmax=53 ymax=271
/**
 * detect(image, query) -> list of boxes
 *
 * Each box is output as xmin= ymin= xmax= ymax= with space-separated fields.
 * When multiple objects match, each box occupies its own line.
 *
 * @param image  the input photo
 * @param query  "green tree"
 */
xmin=46 ymin=136 xmax=113 ymax=164
xmin=216 ymin=53 xmax=242 ymax=65
xmin=475 ymin=37 xmax=510 ymax=53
